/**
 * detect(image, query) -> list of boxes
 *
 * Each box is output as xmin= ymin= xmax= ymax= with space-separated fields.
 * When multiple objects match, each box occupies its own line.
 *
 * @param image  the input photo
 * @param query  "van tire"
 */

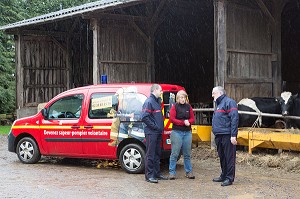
xmin=16 ymin=137 xmax=41 ymax=164
xmin=119 ymin=143 xmax=145 ymax=174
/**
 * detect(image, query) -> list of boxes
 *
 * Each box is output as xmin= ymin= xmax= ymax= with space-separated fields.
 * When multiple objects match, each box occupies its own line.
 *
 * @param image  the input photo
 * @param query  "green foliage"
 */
xmin=19 ymin=0 xmax=99 ymax=17
xmin=0 ymin=0 xmax=22 ymax=114
xmin=0 ymin=0 xmax=98 ymax=114
xmin=0 ymin=125 xmax=11 ymax=135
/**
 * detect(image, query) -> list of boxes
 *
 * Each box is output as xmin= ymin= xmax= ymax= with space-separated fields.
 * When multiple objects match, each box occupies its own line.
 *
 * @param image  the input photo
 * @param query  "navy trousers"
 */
xmin=215 ymin=134 xmax=236 ymax=182
xmin=145 ymin=133 xmax=162 ymax=179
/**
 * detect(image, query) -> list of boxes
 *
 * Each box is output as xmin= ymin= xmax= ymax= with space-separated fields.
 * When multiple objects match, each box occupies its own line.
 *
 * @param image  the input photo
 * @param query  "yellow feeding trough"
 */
xmin=237 ymin=127 xmax=300 ymax=154
xmin=192 ymin=125 xmax=212 ymax=143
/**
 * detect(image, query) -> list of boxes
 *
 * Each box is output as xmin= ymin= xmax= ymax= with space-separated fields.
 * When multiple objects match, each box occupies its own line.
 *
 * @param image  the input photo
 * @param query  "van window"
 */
xmin=163 ymin=92 xmax=177 ymax=118
xmin=48 ymin=94 xmax=83 ymax=119
xmin=89 ymin=93 xmax=118 ymax=119
xmin=118 ymin=93 xmax=146 ymax=121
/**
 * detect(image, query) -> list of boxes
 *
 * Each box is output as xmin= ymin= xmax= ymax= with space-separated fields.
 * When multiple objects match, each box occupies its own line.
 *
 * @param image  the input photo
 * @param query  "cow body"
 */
xmin=238 ymin=97 xmax=281 ymax=127
xmin=277 ymin=92 xmax=300 ymax=128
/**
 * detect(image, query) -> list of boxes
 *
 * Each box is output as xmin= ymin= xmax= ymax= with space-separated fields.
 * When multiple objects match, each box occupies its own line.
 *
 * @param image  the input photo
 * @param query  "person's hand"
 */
xmin=184 ymin=120 xmax=190 ymax=126
xmin=230 ymin=137 xmax=237 ymax=145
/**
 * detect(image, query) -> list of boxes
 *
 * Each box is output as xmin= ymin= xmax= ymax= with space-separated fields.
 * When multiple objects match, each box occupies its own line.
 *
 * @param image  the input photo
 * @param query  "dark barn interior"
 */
xmin=69 ymin=0 xmax=215 ymax=105
xmin=155 ymin=0 xmax=214 ymax=105
xmin=282 ymin=0 xmax=300 ymax=94
xmin=63 ymin=0 xmax=215 ymax=105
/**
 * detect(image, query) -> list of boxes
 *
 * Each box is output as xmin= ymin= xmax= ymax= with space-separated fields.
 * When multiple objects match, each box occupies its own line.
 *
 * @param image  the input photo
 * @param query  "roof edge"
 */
xmin=0 ymin=0 xmax=143 ymax=31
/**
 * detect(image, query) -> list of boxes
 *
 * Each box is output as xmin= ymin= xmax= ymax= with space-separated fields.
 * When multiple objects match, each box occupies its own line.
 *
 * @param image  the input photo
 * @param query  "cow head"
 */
xmin=277 ymin=92 xmax=298 ymax=116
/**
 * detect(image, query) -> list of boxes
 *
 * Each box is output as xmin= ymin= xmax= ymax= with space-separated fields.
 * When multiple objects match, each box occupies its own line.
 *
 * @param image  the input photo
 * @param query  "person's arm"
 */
xmin=169 ymin=105 xmax=185 ymax=126
xmin=141 ymin=101 xmax=159 ymax=130
xmin=188 ymin=105 xmax=195 ymax=124
xmin=228 ymin=100 xmax=239 ymax=144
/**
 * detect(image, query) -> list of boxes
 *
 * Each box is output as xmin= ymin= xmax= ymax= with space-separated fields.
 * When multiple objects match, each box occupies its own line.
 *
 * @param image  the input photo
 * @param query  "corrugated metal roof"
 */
xmin=0 ymin=0 xmax=142 ymax=31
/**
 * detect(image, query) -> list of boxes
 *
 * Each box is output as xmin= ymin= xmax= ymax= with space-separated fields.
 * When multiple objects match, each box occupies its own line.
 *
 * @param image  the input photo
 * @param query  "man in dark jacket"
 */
xmin=141 ymin=84 xmax=168 ymax=183
xmin=211 ymin=86 xmax=239 ymax=186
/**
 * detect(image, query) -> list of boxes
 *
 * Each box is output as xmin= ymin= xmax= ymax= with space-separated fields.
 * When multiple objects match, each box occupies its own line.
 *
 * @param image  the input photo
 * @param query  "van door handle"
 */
xmin=84 ymin=125 xmax=93 ymax=129
xmin=71 ymin=126 xmax=80 ymax=129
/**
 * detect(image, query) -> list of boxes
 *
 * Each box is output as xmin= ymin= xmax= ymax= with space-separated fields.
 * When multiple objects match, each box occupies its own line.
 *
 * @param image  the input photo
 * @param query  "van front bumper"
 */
xmin=8 ymin=132 xmax=16 ymax=153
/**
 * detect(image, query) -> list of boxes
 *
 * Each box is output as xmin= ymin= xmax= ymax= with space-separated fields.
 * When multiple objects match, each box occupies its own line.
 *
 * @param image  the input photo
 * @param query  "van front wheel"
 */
xmin=119 ymin=143 xmax=145 ymax=174
xmin=16 ymin=137 xmax=41 ymax=164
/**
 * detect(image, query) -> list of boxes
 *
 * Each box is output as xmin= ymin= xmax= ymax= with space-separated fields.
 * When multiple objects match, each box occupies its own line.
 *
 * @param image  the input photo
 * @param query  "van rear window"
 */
xmin=89 ymin=93 xmax=118 ymax=119
xmin=163 ymin=92 xmax=177 ymax=118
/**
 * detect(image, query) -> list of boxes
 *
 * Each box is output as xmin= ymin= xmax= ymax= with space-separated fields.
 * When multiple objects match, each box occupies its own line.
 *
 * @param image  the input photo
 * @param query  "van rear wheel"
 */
xmin=119 ymin=143 xmax=145 ymax=174
xmin=16 ymin=137 xmax=41 ymax=164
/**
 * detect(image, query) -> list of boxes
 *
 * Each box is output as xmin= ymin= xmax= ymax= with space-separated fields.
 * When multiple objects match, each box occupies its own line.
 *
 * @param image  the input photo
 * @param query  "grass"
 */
xmin=0 ymin=126 xmax=11 ymax=135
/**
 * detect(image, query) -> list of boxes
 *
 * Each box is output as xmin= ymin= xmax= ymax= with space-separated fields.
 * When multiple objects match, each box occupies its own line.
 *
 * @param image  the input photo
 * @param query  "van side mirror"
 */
xmin=41 ymin=108 xmax=48 ymax=119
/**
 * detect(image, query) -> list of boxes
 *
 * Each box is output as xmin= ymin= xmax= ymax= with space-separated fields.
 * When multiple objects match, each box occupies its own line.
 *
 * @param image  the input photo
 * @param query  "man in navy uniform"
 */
xmin=141 ymin=84 xmax=168 ymax=183
xmin=211 ymin=86 xmax=239 ymax=186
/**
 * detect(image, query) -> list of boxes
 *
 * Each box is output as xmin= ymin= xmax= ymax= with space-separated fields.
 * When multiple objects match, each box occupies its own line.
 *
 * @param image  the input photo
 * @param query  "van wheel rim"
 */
xmin=122 ymin=148 xmax=142 ymax=171
xmin=19 ymin=141 xmax=34 ymax=160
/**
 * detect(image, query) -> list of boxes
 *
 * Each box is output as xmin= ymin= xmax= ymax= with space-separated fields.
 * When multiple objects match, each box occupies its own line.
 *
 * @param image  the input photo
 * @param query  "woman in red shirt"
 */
xmin=168 ymin=90 xmax=195 ymax=180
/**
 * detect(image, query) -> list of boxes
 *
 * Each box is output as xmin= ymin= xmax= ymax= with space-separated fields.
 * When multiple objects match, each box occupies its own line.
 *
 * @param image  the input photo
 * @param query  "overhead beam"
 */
xmin=129 ymin=20 xmax=150 ymax=44
xmin=84 ymin=13 xmax=149 ymax=22
xmin=255 ymin=0 xmax=276 ymax=25
xmin=16 ymin=29 xmax=69 ymax=37
xmin=150 ymin=0 xmax=168 ymax=24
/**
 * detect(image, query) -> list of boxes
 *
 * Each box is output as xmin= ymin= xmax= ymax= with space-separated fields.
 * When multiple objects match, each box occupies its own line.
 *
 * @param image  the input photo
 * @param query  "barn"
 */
xmin=0 ymin=0 xmax=299 ymax=118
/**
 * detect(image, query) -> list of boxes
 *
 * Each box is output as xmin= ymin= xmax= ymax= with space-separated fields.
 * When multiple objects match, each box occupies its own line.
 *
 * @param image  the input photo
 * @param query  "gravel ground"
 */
xmin=1 ymin=134 xmax=300 ymax=199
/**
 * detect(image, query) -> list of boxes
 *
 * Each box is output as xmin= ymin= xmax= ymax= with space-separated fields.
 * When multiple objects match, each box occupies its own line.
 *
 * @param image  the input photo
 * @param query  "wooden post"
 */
xmin=271 ymin=2 xmax=283 ymax=96
xmin=146 ymin=2 xmax=155 ymax=82
xmin=66 ymin=37 xmax=70 ymax=89
xmin=148 ymin=33 xmax=155 ymax=82
xmin=91 ymin=18 xmax=99 ymax=84
xmin=214 ymin=0 xmax=226 ymax=88
xmin=212 ymin=0 xmax=227 ymax=149
xmin=15 ymin=34 xmax=23 ymax=111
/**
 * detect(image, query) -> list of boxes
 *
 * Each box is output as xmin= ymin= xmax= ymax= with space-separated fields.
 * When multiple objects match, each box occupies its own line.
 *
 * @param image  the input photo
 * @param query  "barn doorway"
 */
xmin=282 ymin=0 xmax=300 ymax=94
xmin=154 ymin=0 xmax=214 ymax=105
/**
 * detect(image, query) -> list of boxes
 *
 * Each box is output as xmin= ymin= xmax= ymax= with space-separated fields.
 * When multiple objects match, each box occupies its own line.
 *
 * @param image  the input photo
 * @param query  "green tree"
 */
xmin=0 ymin=0 xmax=26 ymax=113
xmin=0 ymin=0 xmax=98 ymax=113
xmin=20 ymin=0 xmax=98 ymax=17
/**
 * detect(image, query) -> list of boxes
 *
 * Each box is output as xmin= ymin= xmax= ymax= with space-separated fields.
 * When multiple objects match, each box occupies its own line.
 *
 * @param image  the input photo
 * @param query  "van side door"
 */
xmin=81 ymin=88 xmax=119 ymax=158
xmin=40 ymin=93 xmax=85 ymax=155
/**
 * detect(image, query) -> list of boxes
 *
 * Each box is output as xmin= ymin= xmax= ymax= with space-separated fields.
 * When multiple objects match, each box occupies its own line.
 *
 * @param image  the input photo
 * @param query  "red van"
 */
xmin=8 ymin=83 xmax=184 ymax=173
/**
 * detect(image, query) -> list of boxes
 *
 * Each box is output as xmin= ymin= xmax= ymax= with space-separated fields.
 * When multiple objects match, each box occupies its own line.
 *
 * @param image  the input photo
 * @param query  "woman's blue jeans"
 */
xmin=169 ymin=130 xmax=193 ymax=175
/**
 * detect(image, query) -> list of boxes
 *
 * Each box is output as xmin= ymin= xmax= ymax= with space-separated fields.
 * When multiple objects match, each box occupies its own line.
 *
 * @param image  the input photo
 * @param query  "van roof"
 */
xmin=63 ymin=83 xmax=184 ymax=93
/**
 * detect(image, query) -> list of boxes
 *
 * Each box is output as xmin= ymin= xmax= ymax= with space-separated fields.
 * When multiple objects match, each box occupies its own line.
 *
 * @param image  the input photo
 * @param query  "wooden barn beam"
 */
xmin=51 ymin=37 xmax=67 ymax=52
xmin=15 ymin=34 xmax=24 ymax=109
xmin=129 ymin=20 xmax=150 ymax=44
xmin=119 ymin=10 xmax=150 ymax=44
xmin=150 ymin=0 xmax=168 ymax=24
xmin=255 ymin=0 xmax=276 ymax=26
xmin=214 ymin=0 xmax=226 ymax=88
xmin=84 ymin=13 xmax=149 ymax=22
xmin=91 ymin=18 xmax=99 ymax=84
xmin=19 ymin=30 xmax=69 ymax=37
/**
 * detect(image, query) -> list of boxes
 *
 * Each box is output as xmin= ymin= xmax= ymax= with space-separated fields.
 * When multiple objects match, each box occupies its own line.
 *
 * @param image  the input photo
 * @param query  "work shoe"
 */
xmin=186 ymin=172 xmax=195 ymax=179
xmin=213 ymin=177 xmax=225 ymax=182
xmin=221 ymin=179 xmax=232 ymax=186
xmin=169 ymin=174 xmax=176 ymax=180
xmin=146 ymin=178 xmax=158 ymax=183
xmin=157 ymin=174 xmax=168 ymax=180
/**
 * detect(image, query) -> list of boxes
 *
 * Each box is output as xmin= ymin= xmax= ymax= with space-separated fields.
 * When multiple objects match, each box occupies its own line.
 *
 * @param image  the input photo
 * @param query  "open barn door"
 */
xmin=215 ymin=0 xmax=281 ymax=102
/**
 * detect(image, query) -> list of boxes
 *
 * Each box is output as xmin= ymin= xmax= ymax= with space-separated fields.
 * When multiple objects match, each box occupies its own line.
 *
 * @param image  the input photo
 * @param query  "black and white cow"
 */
xmin=238 ymin=97 xmax=281 ymax=127
xmin=277 ymin=91 xmax=300 ymax=128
